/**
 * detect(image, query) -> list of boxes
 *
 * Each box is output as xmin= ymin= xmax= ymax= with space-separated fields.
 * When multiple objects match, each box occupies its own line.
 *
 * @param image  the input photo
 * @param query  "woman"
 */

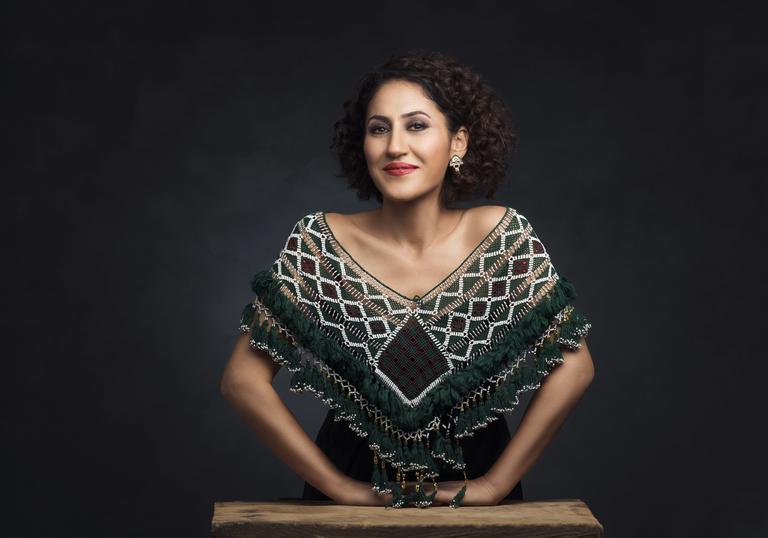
xmin=220 ymin=50 xmax=595 ymax=508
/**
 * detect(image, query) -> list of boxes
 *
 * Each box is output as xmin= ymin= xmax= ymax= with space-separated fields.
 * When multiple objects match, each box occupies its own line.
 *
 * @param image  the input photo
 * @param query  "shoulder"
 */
xmin=465 ymin=204 xmax=510 ymax=229
xmin=322 ymin=209 xmax=376 ymax=226
xmin=320 ymin=209 xmax=380 ymax=243
xmin=464 ymin=205 xmax=522 ymax=238
xmin=469 ymin=204 xmax=538 ymax=231
xmin=465 ymin=205 xmax=546 ymax=248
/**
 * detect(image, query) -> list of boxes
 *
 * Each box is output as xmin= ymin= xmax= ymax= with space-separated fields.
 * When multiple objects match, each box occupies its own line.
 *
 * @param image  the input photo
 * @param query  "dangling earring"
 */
xmin=449 ymin=154 xmax=464 ymax=174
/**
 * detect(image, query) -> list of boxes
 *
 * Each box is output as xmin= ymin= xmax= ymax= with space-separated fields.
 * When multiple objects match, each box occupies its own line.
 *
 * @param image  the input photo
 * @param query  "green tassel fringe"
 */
xmin=430 ymin=430 xmax=466 ymax=470
xmin=411 ymin=476 xmax=432 ymax=508
xmin=371 ymin=454 xmax=392 ymax=496
xmin=454 ymin=309 xmax=592 ymax=438
xmin=378 ymin=460 xmax=392 ymax=495
xmin=371 ymin=460 xmax=381 ymax=492
xmin=246 ymin=269 xmax=587 ymax=430
xmin=387 ymin=480 xmax=405 ymax=509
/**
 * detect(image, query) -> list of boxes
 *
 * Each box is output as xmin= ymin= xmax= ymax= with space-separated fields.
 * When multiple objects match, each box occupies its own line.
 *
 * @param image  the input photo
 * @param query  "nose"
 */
xmin=386 ymin=124 xmax=407 ymax=157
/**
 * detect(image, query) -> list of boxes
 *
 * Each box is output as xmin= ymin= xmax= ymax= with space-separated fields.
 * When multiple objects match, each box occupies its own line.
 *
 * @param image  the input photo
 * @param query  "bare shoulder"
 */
xmin=466 ymin=204 xmax=509 ymax=231
xmin=323 ymin=209 xmax=375 ymax=227
xmin=322 ymin=209 xmax=378 ymax=242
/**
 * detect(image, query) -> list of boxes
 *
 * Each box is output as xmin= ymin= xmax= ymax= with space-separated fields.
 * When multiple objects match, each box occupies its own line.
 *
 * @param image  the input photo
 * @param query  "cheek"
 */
xmin=418 ymin=135 xmax=450 ymax=165
xmin=363 ymin=136 xmax=380 ymax=161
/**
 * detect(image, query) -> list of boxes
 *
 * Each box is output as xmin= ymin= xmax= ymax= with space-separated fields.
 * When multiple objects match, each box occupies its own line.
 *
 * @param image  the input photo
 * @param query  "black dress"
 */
xmin=302 ymin=408 xmax=523 ymax=501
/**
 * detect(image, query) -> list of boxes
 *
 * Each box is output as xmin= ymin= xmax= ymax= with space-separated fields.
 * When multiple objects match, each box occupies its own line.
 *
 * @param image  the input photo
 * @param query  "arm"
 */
xmin=483 ymin=337 xmax=595 ymax=500
xmin=220 ymin=329 xmax=392 ymax=505
xmin=428 ymin=337 xmax=595 ymax=506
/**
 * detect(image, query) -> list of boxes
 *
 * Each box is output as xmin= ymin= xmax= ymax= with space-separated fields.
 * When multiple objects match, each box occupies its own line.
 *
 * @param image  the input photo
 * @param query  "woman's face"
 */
xmin=363 ymin=79 xmax=467 ymax=204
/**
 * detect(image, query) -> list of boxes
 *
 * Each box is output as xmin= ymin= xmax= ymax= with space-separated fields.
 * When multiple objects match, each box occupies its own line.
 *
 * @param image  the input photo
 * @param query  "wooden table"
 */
xmin=212 ymin=499 xmax=604 ymax=537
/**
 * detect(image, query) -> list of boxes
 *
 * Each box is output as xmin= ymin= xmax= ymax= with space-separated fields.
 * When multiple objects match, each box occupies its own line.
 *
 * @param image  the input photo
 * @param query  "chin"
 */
xmin=380 ymin=190 xmax=435 ymax=205
xmin=375 ymin=178 xmax=436 ymax=198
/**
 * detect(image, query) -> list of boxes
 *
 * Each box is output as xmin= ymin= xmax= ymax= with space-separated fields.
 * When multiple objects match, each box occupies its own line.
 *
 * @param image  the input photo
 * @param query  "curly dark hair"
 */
xmin=331 ymin=49 xmax=517 ymax=206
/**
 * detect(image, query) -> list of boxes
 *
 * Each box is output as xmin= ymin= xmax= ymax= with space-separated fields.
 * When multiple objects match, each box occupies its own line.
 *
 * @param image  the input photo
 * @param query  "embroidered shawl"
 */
xmin=238 ymin=206 xmax=592 ymax=508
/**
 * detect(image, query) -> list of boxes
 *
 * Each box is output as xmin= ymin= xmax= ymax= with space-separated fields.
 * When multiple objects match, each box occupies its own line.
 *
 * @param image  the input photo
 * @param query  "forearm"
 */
xmin=484 ymin=338 xmax=594 ymax=496
xmin=222 ymin=376 xmax=348 ymax=500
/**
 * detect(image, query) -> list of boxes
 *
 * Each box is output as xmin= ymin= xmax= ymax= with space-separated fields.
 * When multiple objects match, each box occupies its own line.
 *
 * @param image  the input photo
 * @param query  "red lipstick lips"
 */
xmin=383 ymin=162 xmax=418 ymax=176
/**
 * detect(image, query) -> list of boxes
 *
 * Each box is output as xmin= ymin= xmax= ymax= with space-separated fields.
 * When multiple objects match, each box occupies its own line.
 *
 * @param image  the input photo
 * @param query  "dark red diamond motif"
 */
xmin=320 ymin=282 xmax=337 ymax=299
xmin=370 ymin=320 xmax=386 ymax=334
xmin=300 ymin=256 xmax=315 ymax=273
xmin=377 ymin=317 xmax=449 ymax=401
xmin=512 ymin=258 xmax=529 ymax=275
xmin=471 ymin=301 xmax=487 ymax=316
xmin=492 ymin=280 xmax=506 ymax=297
xmin=345 ymin=303 xmax=362 ymax=317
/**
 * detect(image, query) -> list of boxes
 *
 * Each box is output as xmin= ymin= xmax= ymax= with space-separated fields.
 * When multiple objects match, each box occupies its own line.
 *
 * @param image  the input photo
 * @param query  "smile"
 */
xmin=383 ymin=162 xmax=419 ymax=175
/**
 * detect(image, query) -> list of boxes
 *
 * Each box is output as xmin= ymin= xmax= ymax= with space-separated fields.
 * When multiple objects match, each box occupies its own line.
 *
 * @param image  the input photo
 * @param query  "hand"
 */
xmin=425 ymin=475 xmax=504 ymax=506
xmin=330 ymin=477 xmax=394 ymax=506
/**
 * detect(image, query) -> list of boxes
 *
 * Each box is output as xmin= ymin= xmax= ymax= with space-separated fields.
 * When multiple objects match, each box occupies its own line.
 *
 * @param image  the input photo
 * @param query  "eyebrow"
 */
xmin=367 ymin=110 xmax=432 ymax=123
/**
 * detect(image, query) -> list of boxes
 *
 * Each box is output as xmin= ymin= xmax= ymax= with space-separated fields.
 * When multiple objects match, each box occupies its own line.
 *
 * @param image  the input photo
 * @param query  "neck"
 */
xmin=374 ymin=199 xmax=465 ymax=256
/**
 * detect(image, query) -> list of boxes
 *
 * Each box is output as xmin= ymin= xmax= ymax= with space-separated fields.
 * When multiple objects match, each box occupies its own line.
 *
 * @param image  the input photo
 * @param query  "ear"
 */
xmin=450 ymin=126 xmax=469 ymax=158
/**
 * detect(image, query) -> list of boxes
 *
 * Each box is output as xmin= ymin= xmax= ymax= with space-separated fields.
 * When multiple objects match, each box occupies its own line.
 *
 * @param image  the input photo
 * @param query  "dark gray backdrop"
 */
xmin=5 ymin=1 xmax=766 ymax=536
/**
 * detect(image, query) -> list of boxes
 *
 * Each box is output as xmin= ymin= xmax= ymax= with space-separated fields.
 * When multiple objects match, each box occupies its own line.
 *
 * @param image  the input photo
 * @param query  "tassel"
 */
xmin=411 ymin=470 xmax=434 ymax=508
xmin=449 ymin=469 xmax=468 ymax=509
xmin=379 ymin=430 xmax=396 ymax=460
xmin=393 ymin=439 xmax=405 ymax=468
xmin=399 ymin=468 xmax=422 ymax=507
xmin=435 ymin=431 xmax=466 ymax=470
xmin=371 ymin=451 xmax=382 ymax=493
xmin=402 ymin=439 xmax=416 ymax=467
xmin=388 ymin=468 xmax=405 ymax=508
xmin=387 ymin=477 xmax=404 ymax=508
xmin=430 ymin=474 xmax=439 ymax=502
xmin=368 ymin=426 xmax=382 ymax=453
xmin=377 ymin=455 xmax=392 ymax=495
xmin=423 ymin=472 xmax=438 ymax=505
xmin=415 ymin=437 xmax=439 ymax=476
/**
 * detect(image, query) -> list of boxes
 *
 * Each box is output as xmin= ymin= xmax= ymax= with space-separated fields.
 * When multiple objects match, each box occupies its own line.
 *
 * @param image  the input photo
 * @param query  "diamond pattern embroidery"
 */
xmin=271 ymin=208 xmax=558 ymax=401
xmin=375 ymin=315 xmax=451 ymax=405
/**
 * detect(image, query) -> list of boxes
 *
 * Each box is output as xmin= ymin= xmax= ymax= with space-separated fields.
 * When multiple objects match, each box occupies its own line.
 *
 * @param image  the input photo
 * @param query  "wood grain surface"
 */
xmin=211 ymin=499 xmax=604 ymax=537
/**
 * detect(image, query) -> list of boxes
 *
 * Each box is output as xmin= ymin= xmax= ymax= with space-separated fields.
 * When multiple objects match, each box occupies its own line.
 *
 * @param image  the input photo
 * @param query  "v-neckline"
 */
xmin=318 ymin=206 xmax=511 ymax=305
